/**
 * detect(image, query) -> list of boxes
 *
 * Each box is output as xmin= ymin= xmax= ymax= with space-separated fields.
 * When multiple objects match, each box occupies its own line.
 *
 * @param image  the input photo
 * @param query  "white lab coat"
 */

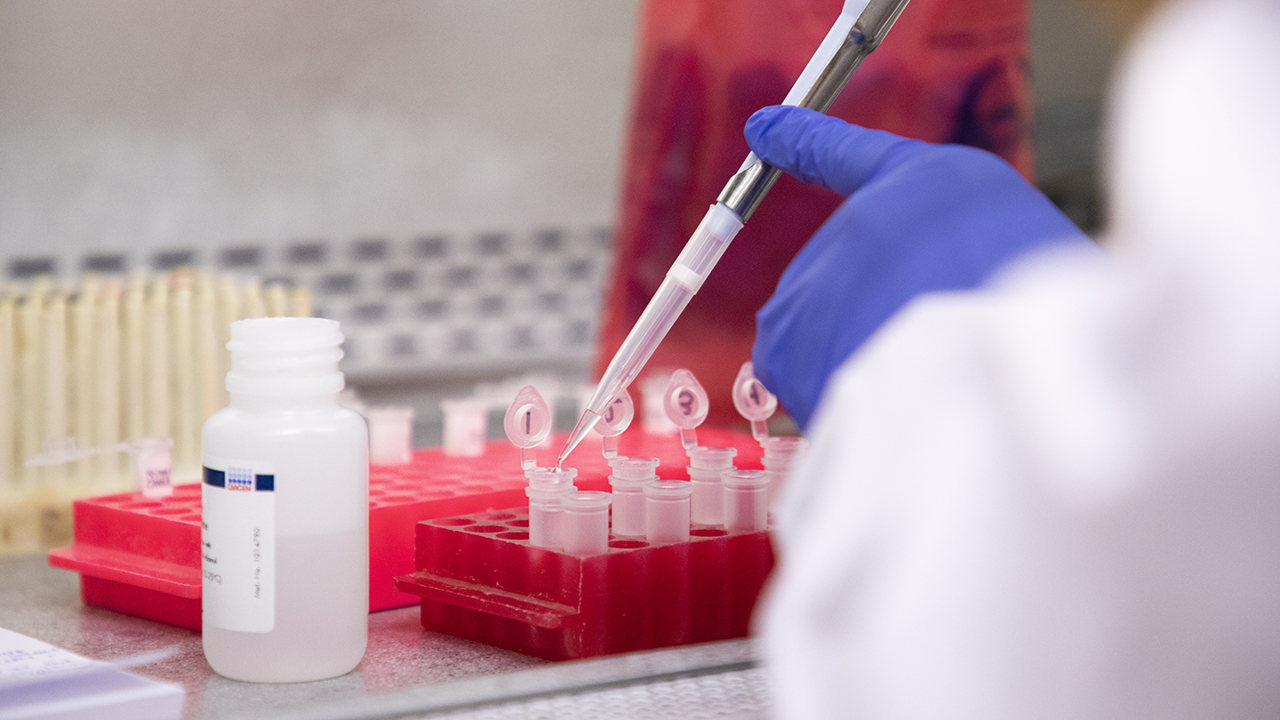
xmin=760 ymin=0 xmax=1280 ymax=718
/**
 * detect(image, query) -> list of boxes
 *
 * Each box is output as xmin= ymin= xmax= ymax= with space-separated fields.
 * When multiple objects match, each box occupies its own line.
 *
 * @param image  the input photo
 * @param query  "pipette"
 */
xmin=557 ymin=0 xmax=912 ymax=467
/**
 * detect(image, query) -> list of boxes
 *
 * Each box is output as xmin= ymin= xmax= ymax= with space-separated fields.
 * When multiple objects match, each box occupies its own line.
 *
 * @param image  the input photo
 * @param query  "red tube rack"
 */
xmin=48 ymin=428 xmax=761 ymax=631
xmin=394 ymin=509 xmax=774 ymax=660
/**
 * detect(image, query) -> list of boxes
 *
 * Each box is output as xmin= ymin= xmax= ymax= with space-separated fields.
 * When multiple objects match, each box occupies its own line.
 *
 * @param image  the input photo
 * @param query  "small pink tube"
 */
xmin=562 ymin=491 xmax=612 ymax=557
xmin=644 ymin=479 xmax=693 ymax=544
xmin=761 ymin=436 xmax=808 ymax=509
xmin=367 ymin=406 xmax=414 ymax=465
xmin=525 ymin=467 xmax=577 ymax=548
xmin=722 ymin=469 xmax=769 ymax=532
xmin=687 ymin=446 xmax=737 ymax=526
xmin=608 ymin=456 xmax=660 ymax=537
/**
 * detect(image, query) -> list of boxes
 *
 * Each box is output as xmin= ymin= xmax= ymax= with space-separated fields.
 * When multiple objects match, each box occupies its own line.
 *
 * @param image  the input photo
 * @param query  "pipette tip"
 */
xmin=558 ymin=409 xmax=602 ymax=468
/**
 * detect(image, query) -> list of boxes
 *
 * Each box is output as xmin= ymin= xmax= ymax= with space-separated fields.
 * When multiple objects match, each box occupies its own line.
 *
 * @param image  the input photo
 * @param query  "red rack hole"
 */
xmin=506 ymin=519 xmax=529 ymax=528
xmin=690 ymin=528 xmax=728 ymax=537
xmin=497 ymin=531 xmax=529 ymax=540
xmin=150 ymin=507 xmax=189 ymax=515
xmin=434 ymin=518 xmax=474 ymax=527
xmin=609 ymin=540 xmax=648 ymax=549
xmin=470 ymin=525 xmax=506 ymax=534
xmin=475 ymin=512 xmax=515 ymax=521
xmin=380 ymin=495 xmax=414 ymax=504
xmin=178 ymin=514 xmax=202 ymax=523
xmin=120 ymin=501 xmax=162 ymax=510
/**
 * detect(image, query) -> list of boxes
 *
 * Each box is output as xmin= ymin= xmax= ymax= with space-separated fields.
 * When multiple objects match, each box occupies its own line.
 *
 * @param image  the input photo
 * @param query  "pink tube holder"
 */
xmin=48 ymin=427 xmax=761 ymax=631
xmin=395 ymin=508 xmax=774 ymax=660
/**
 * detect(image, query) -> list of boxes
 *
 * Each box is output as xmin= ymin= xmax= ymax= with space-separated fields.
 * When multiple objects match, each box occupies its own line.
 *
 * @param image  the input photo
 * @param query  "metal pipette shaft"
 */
xmin=557 ymin=0 xmax=911 ymax=466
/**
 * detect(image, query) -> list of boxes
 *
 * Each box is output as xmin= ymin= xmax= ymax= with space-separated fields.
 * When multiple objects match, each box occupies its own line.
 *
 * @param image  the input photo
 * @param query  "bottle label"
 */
xmin=202 ymin=458 xmax=276 ymax=633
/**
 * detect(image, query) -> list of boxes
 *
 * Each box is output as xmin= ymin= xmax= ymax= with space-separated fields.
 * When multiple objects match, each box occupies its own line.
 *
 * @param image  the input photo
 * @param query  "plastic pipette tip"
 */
xmin=557 ymin=410 xmax=602 ymax=468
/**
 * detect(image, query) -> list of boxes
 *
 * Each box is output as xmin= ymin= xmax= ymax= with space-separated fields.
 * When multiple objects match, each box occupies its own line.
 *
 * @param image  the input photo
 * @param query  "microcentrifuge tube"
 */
xmin=504 ymin=386 xmax=552 ymax=470
xmin=732 ymin=361 xmax=778 ymax=442
xmin=367 ymin=406 xmax=414 ymax=466
xmin=722 ymin=469 xmax=769 ymax=532
xmin=441 ymin=398 xmax=487 ymax=457
xmin=126 ymin=437 xmax=174 ymax=499
xmin=608 ymin=456 xmax=660 ymax=537
xmin=525 ymin=466 xmax=577 ymax=549
xmin=593 ymin=389 xmax=635 ymax=460
xmin=688 ymin=446 xmax=737 ymax=526
xmin=663 ymin=369 xmax=709 ymax=452
xmin=562 ymin=491 xmax=611 ymax=556
xmin=644 ymin=479 xmax=693 ymax=544
xmin=761 ymin=436 xmax=809 ymax=510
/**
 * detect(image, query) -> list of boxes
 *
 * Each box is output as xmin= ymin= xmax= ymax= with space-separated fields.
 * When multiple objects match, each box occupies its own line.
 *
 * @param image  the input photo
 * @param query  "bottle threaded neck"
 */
xmin=226 ymin=317 xmax=345 ymax=398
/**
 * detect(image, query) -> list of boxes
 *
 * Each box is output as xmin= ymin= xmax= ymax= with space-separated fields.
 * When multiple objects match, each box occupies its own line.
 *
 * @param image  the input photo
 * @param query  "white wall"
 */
xmin=0 ymin=0 xmax=640 ymax=262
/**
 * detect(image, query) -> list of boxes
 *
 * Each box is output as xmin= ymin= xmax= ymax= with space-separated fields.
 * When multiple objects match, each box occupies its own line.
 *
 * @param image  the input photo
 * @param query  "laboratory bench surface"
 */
xmin=0 ymin=553 xmax=771 ymax=719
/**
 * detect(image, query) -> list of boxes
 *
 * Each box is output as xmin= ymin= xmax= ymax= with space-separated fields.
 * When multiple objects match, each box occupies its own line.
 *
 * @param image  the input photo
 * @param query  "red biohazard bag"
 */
xmin=597 ymin=0 xmax=1033 ymax=428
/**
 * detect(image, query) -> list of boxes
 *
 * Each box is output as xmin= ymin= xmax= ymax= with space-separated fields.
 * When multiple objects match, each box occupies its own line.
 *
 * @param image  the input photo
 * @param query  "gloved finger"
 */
xmin=744 ymin=105 xmax=918 ymax=197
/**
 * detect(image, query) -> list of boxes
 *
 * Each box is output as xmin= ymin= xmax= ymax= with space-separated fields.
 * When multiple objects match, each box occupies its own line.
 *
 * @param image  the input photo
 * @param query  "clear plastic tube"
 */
xmin=722 ymin=469 xmax=769 ymax=533
xmin=644 ymin=479 xmax=693 ymax=544
xmin=608 ymin=456 xmax=660 ymax=537
xmin=525 ymin=467 xmax=577 ymax=549
xmin=762 ymin=436 xmax=809 ymax=509
xmin=688 ymin=446 xmax=737 ymax=526
xmin=562 ymin=491 xmax=612 ymax=557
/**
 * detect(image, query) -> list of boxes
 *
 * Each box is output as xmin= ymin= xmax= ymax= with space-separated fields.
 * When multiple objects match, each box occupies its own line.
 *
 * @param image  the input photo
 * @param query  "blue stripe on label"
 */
xmin=204 ymin=467 xmax=225 ymax=488
xmin=203 ymin=467 xmax=274 ymax=491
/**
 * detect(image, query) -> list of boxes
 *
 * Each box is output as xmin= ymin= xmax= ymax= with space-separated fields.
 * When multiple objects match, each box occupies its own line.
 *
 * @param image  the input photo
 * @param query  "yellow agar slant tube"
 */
xmin=42 ymin=292 xmax=68 ymax=489
xmin=123 ymin=272 xmax=148 ymax=442
xmin=170 ymin=271 xmax=198 ymax=477
xmin=194 ymin=271 xmax=222 ymax=424
xmin=17 ymin=283 xmax=47 ymax=487
xmin=95 ymin=282 xmax=124 ymax=488
xmin=145 ymin=275 xmax=170 ymax=441
xmin=0 ymin=295 xmax=14 ymax=488
xmin=70 ymin=281 xmax=97 ymax=485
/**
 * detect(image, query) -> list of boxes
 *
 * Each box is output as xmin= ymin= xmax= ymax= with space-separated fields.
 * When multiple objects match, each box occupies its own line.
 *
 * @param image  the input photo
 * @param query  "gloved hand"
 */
xmin=747 ymin=105 xmax=1091 ymax=429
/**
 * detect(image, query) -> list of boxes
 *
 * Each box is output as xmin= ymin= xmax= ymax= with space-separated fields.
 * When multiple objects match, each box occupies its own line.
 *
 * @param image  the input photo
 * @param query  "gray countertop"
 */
xmin=0 ymin=553 xmax=766 ymax=719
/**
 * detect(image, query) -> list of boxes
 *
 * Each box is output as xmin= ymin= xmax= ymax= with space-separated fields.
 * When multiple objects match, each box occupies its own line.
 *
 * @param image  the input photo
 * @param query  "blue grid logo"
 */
xmin=227 ymin=467 xmax=254 ymax=492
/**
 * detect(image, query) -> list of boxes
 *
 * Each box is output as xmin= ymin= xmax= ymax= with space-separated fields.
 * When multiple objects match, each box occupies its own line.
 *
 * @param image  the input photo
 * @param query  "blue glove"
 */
xmin=747 ymin=105 xmax=1091 ymax=429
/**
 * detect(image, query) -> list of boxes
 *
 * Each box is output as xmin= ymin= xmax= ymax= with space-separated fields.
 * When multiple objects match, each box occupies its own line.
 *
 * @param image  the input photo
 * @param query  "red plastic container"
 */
xmin=49 ymin=428 xmax=762 ymax=631
xmin=395 ymin=508 xmax=774 ymax=660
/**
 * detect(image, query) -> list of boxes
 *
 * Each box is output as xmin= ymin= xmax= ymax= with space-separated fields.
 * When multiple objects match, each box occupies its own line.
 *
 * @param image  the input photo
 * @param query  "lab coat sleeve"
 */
xmin=760 ymin=240 xmax=1280 ymax=720
xmin=760 ymin=1 xmax=1280 ymax=717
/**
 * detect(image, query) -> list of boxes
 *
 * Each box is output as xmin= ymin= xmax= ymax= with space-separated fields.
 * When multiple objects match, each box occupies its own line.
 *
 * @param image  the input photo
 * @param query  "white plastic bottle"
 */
xmin=201 ymin=317 xmax=368 ymax=683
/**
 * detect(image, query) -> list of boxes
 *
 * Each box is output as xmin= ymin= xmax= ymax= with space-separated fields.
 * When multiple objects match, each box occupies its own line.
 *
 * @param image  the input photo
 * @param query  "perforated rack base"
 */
xmin=49 ymin=427 xmax=762 ymax=631
xmin=395 ymin=509 xmax=774 ymax=660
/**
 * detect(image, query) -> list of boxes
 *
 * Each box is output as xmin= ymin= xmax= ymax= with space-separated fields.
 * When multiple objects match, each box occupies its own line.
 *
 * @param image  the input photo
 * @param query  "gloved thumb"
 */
xmin=744 ymin=105 xmax=917 ymax=197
